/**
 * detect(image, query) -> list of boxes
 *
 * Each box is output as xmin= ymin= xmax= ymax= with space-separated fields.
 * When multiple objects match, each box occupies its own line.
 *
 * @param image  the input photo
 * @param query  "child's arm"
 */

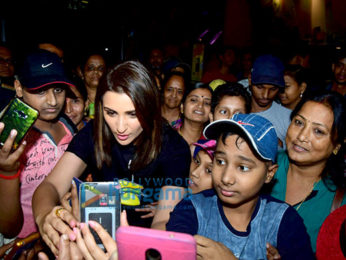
xmin=165 ymin=197 xmax=198 ymax=235
xmin=151 ymin=186 xmax=187 ymax=230
xmin=275 ymin=207 xmax=315 ymax=259
xmin=194 ymin=235 xmax=237 ymax=260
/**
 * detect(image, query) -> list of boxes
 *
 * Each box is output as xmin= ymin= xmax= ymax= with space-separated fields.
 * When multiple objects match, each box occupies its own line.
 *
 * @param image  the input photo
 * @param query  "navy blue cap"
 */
xmin=251 ymin=54 xmax=285 ymax=88
xmin=18 ymin=50 xmax=74 ymax=90
xmin=203 ymin=113 xmax=278 ymax=162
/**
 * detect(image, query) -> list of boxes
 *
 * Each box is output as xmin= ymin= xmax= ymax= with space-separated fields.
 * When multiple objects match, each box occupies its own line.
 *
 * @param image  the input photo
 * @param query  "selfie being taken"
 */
xmin=0 ymin=1 xmax=345 ymax=259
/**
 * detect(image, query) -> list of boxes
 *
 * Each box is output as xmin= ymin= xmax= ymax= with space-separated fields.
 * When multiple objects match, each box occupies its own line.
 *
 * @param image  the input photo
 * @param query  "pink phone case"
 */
xmin=116 ymin=226 xmax=196 ymax=260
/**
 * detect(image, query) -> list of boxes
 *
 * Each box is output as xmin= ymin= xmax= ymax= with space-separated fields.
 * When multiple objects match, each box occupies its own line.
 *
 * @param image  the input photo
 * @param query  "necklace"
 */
xmin=295 ymin=180 xmax=319 ymax=211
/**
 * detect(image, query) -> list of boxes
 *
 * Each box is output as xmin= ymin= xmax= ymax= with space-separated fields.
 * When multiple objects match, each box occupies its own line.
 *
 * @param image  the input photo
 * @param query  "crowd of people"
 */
xmin=0 ymin=39 xmax=345 ymax=259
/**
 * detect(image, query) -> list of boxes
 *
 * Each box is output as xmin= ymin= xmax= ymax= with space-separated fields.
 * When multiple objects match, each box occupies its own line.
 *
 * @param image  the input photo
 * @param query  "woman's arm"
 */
xmin=151 ymin=186 xmax=187 ymax=230
xmin=32 ymin=152 xmax=87 ymax=255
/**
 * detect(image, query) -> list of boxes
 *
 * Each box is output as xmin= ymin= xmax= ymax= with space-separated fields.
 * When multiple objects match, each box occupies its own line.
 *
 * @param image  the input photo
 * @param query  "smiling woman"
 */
xmin=32 ymin=60 xmax=191 ymax=256
xmin=177 ymin=83 xmax=213 ymax=145
xmin=269 ymin=90 xmax=346 ymax=252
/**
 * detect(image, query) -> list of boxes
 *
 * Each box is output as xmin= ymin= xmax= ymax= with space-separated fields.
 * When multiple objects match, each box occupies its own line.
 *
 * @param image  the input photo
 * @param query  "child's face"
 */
xmin=65 ymin=87 xmax=86 ymax=128
xmin=189 ymin=150 xmax=213 ymax=194
xmin=20 ymin=85 xmax=66 ymax=122
xmin=213 ymin=95 xmax=246 ymax=121
xmin=212 ymin=134 xmax=277 ymax=206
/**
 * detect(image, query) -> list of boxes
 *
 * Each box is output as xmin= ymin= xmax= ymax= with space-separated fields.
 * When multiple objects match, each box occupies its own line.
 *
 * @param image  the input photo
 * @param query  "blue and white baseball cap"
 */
xmin=203 ymin=113 xmax=278 ymax=162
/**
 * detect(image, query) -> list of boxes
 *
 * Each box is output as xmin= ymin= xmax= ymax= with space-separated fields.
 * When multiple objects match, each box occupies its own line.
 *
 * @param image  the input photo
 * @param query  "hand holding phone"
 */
xmin=0 ymin=98 xmax=39 ymax=150
xmin=79 ymin=182 xmax=121 ymax=249
xmin=0 ymin=123 xmax=26 ymax=175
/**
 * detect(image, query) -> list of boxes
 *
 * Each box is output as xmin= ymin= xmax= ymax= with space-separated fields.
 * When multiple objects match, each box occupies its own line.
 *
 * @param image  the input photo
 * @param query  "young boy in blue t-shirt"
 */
xmin=166 ymin=113 xmax=314 ymax=259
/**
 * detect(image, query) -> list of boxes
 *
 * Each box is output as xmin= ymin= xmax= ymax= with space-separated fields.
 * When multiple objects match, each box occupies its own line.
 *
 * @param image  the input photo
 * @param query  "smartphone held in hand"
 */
xmin=0 ymin=98 xmax=39 ymax=150
xmin=79 ymin=181 xmax=121 ymax=249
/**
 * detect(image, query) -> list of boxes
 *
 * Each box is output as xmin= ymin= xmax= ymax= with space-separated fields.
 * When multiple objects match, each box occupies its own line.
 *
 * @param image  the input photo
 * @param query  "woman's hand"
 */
xmin=0 ymin=123 xmax=26 ymax=174
xmin=60 ymin=181 xmax=80 ymax=220
xmin=74 ymin=210 xmax=128 ymax=260
xmin=38 ymin=235 xmax=83 ymax=260
xmin=266 ymin=243 xmax=281 ymax=260
xmin=37 ymin=205 xmax=79 ymax=256
xmin=135 ymin=201 xmax=158 ymax=218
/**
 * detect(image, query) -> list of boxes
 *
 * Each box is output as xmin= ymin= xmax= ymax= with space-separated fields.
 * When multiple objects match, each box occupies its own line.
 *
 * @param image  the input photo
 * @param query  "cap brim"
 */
xmin=26 ymin=81 xmax=75 ymax=91
xmin=203 ymin=119 xmax=272 ymax=161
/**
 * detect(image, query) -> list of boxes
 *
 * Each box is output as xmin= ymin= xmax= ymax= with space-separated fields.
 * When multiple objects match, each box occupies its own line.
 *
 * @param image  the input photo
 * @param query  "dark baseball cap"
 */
xmin=251 ymin=54 xmax=285 ymax=88
xmin=18 ymin=50 xmax=74 ymax=90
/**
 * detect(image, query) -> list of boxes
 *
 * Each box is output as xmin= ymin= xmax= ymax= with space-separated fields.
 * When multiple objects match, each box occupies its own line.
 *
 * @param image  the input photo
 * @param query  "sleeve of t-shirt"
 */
xmin=66 ymin=120 xmax=94 ymax=164
xmin=277 ymin=206 xmax=315 ymax=259
xmin=166 ymin=197 xmax=198 ymax=235
xmin=160 ymin=127 xmax=191 ymax=187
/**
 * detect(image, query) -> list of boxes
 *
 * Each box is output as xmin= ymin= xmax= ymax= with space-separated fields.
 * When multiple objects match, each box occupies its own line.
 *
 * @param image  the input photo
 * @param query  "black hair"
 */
xmin=284 ymin=64 xmax=310 ymax=86
xmin=291 ymin=90 xmax=345 ymax=190
xmin=211 ymin=82 xmax=251 ymax=113
xmin=182 ymin=82 xmax=213 ymax=104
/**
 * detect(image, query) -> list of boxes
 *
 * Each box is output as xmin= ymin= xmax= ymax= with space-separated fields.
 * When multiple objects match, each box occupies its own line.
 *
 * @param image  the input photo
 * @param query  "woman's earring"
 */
xmin=300 ymin=92 xmax=304 ymax=98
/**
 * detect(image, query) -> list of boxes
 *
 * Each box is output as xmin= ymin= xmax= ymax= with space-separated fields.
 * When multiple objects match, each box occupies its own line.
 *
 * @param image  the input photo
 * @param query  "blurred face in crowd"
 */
xmin=182 ymin=88 xmax=212 ymax=124
xmin=280 ymin=75 xmax=306 ymax=110
xmin=163 ymin=75 xmax=185 ymax=109
xmin=83 ymin=55 xmax=106 ymax=90
xmin=212 ymin=95 xmax=246 ymax=121
xmin=65 ymin=87 xmax=86 ymax=130
xmin=0 ymin=46 xmax=14 ymax=78
xmin=332 ymin=57 xmax=346 ymax=85
xmin=149 ymin=49 xmax=163 ymax=70
xmin=250 ymin=84 xmax=279 ymax=110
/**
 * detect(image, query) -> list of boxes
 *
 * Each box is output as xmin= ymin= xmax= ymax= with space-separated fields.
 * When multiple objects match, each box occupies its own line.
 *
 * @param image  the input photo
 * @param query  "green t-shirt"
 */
xmin=270 ymin=151 xmax=346 ymax=252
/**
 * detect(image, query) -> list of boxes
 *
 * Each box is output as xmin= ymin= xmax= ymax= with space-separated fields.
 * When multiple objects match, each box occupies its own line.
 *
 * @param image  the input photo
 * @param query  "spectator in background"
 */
xmin=249 ymin=54 xmax=291 ymax=149
xmin=236 ymin=47 xmax=253 ymax=81
xmin=147 ymin=47 xmax=164 ymax=89
xmin=79 ymin=51 xmax=107 ymax=119
xmin=280 ymin=64 xmax=308 ymax=110
xmin=0 ymin=43 xmax=16 ymax=110
xmin=210 ymin=82 xmax=251 ymax=121
xmin=177 ymin=83 xmax=212 ymax=145
xmin=201 ymin=45 xmax=237 ymax=84
xmin=327 ymin=49 xmax=346 ymax=96
xmin=64 ymin=76 xmax=88 ymax=131
xmin=161 ymin=71 xmax=188 ymax=129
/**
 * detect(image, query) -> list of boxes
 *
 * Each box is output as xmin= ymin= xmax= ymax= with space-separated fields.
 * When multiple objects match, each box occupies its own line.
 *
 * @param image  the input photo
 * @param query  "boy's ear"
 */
xmin=209 ymin=112 xmax=214 ymax=122
xmin=14 ymin=79 xmax=24 ymax=98
xmin=265 ymin=163 xmax=278 ymax=183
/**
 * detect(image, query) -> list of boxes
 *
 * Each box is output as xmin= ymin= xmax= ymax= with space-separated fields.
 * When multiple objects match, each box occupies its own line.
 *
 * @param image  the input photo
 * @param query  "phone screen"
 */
xmin=0 ymin=98 xmax=39 ymax=149
xmin=79 ymin=182 xmax=121 ymax=249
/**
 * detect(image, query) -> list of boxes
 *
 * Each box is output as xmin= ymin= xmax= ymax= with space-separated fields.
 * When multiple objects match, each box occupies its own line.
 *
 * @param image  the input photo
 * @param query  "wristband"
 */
xmin=0 ymin=167 xmax=22 ymax=180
